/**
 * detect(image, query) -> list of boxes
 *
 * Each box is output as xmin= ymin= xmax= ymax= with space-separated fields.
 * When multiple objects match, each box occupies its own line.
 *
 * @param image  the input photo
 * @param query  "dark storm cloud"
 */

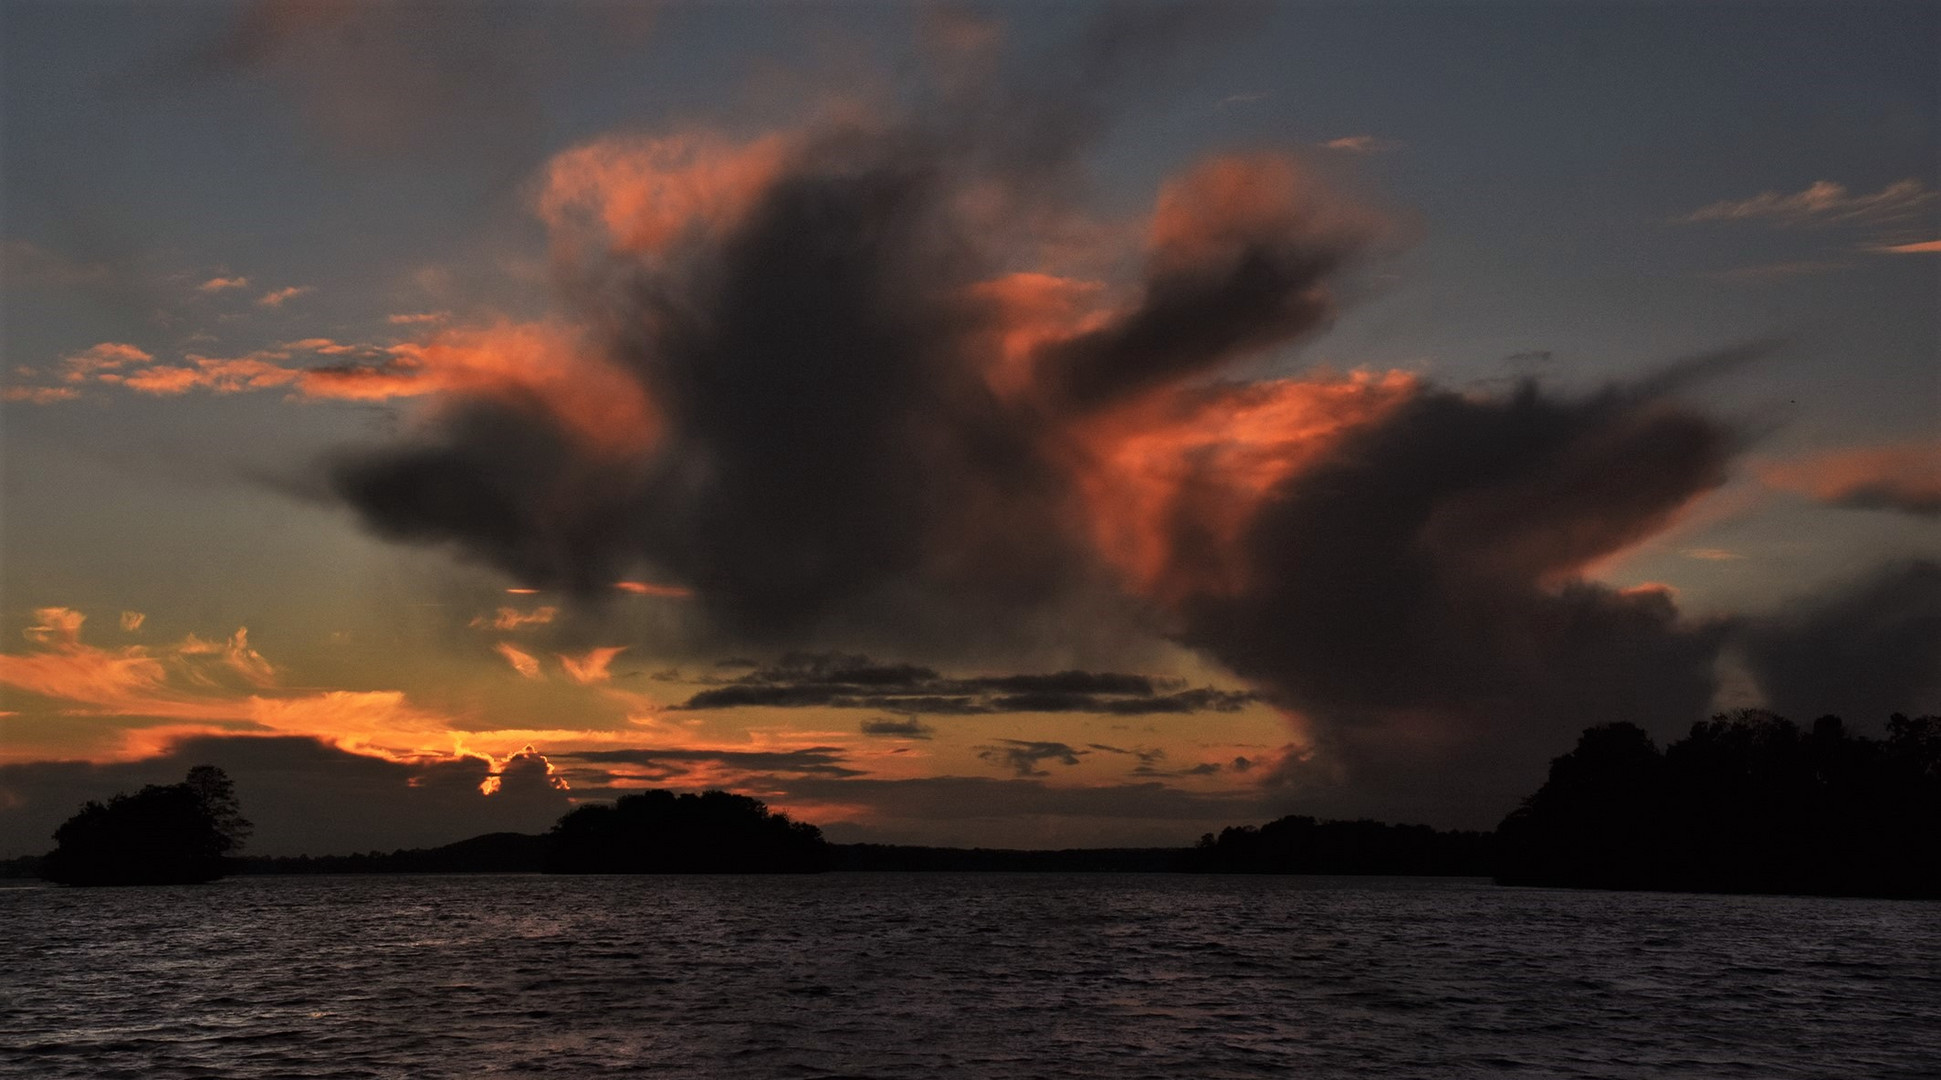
xmin=307 ymin=6 xmax=1929 ymax=829
xmin=671 ymin=652 xmax=1255 ymax=717
xmin=0 ymin=735 xmax=571 ymax=858
xmin=1740 ymin=559 xmax=1941 ymax=722
xmin=1172 ymin=371 xmax=1742 ymax=824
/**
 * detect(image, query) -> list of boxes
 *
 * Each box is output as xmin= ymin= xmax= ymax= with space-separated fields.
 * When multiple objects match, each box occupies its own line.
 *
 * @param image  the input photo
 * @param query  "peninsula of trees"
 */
xmin=1496 ymin=712 xmax=1940 ymax=898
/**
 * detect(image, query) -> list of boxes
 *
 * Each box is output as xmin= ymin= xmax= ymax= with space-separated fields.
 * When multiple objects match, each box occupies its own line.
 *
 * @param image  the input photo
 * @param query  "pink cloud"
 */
xmin=198 ymin=275 xmax=250 ymax=292
xmin=258 ymin=285 xmax=315 ymax=307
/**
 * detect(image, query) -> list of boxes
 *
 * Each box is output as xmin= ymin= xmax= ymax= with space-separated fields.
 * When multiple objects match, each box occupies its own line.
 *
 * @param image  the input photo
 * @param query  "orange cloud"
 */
xmin=258 ymin=285 xmax=315 ymax=307
xmin=387 ymin=311 xmax=450 ymax=324
xmin=120 ymin=611 xmax=146 ymax=633
xmin=60 ymin=342 xmax=153 ymax=382
xmin=282 ymin=337 xmax=361 ymax=355
xmin=1068 ymin=371 xmax=1417 ymax=601
xmin=1876 ymin=239 xmax=1941 ymax=254
xmin=198 ymin=275 xmax=250 ymax=292
xmin=966 ymin=272 xmax=1109 ymax=398
xmin=309 ymin=320 xmax=661 ymax=459
xmin=24 ymin=607 xmax=87 ymax=646
xmin=494 ymin=642 xmax=542 ymax=679
xmin=469 ymin=606 xmax=558 ymax=631
xmin=2 ymin=386 xmax=81 ymax=404
xmin=1761 ymin=441 xmax=1941 ymax=516
xmin=537 ymin=132 xmax=790 ymax=258
xmin=613 ymin=581 xmax=692 ymax=598
xmin=122 ymin=353 xmax=305 ymax=396
xmin=560 ymin=646 xmax=628 ymax=684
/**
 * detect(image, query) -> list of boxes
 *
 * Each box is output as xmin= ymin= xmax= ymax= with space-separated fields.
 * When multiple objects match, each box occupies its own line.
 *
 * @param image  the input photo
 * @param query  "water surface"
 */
xmin=2 ymin=874 xmax=1936 ymax=1078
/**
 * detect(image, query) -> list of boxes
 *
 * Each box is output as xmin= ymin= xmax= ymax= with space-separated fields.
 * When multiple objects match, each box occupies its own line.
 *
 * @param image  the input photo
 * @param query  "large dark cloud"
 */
xmin=1740 ymin=559 xmax=1941 ymax=722
xmin=0 ymin=735 xmax=571 ymax=858
xmin=1170 ymin=374 xmax=1742 ymax=825
xmin=314 ymin=9 xmax=1929 ymax=829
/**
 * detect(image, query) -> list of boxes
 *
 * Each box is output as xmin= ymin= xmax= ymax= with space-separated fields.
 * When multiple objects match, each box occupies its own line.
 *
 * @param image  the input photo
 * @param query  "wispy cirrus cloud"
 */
xmin=559 ymin=646 xmax=628 ymax=684
xmin=1321 ymin=134 xmax=1401 ymax=154
xmin=1679 ymin=179 xmax=1934 ymax=227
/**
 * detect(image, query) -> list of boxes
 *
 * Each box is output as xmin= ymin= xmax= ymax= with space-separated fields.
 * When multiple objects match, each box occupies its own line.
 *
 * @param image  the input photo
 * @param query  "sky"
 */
xmin=1 ymin=0 xmax=1935 ymax=858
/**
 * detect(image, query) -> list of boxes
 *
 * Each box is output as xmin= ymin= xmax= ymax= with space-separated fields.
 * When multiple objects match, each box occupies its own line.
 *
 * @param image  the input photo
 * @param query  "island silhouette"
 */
xmin=40 ymin=765 xmax=252 ymax=886
xmin=21 ymin=711 xmax=1935 ymax=897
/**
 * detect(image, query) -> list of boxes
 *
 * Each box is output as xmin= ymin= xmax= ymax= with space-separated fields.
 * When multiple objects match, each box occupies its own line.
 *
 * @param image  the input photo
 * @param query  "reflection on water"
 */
xmin=2 ymin=874 xmax=1936 ymax=1078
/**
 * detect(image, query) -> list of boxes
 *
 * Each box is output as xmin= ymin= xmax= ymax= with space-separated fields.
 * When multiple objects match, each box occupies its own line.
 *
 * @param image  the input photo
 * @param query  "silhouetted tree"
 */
xmin=1183 ymin=815 xmax=1494 ymax=875
xmin=545 ymin=789 xmax=831 ymax=873
xmin=41 ymin=766 xmax=253 ymax=886
xmin=1497 ymin=712 xmax=1941 ymax=897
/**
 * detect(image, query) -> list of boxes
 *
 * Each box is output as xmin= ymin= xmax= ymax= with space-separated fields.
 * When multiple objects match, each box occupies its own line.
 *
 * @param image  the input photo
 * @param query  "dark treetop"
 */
xmin=1496 ymin=711 xmax=1941 ymax=898
xmin=41 ymin=765 xmax=253 ymax=886
xmin=544 ymin=789 xmax=832 ymax=873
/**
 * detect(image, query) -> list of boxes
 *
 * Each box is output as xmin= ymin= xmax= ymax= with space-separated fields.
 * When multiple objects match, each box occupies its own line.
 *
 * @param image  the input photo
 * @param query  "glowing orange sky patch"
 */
xmin=1760 ymin=439 xmax=1940 ymax=513
xmin=966 ymin=272 xmax=1110 ymax=399
xmin=317 ymin=320 xmax=661 ymax=459
xmin=1069 ymin=371 xmax=1417 ymax=602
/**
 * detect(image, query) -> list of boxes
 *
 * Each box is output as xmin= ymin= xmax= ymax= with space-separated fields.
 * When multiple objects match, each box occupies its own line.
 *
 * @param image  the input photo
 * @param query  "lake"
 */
xmin=1 ymin=874 xmax=1936 ymax=1078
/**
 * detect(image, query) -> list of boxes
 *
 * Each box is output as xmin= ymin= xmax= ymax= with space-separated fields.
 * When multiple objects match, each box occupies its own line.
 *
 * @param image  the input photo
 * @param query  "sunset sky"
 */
xmin=2 ymin=1 xmax=1935 ymax=857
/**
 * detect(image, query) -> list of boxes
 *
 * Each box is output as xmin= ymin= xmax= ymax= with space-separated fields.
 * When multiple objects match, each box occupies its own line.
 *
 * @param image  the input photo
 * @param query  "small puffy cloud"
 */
xmin=1322 ymin=135 xmax=1401 ymax=154
xmin=121 ymin=354 xmax=303 ymax=396
xmin=120 ymin=611 xmax=146 ymax=633
xmin=198 ymin=275 xmax=250 ymax=292
xmin=258 ymin=285 xmax=315 ymax=307
xmin=494 ymin=642 xmax=543 ymax=679
xmin=1679 ymin=179 xmax=1935 ymax=226
xmin=60 ymin=342 xmax=153 ymax=381
xmin=469 ymin=606 xmax=558 ymax=631
xmin=559 ymin=646 xmax=628 ymax=684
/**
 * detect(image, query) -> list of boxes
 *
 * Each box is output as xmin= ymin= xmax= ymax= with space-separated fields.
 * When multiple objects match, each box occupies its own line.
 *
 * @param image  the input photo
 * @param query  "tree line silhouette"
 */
xmin=1496 ymin=711 xmax=1940 ymax=897
xmin=28 ymin=711 xmax=1938 ymax=896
